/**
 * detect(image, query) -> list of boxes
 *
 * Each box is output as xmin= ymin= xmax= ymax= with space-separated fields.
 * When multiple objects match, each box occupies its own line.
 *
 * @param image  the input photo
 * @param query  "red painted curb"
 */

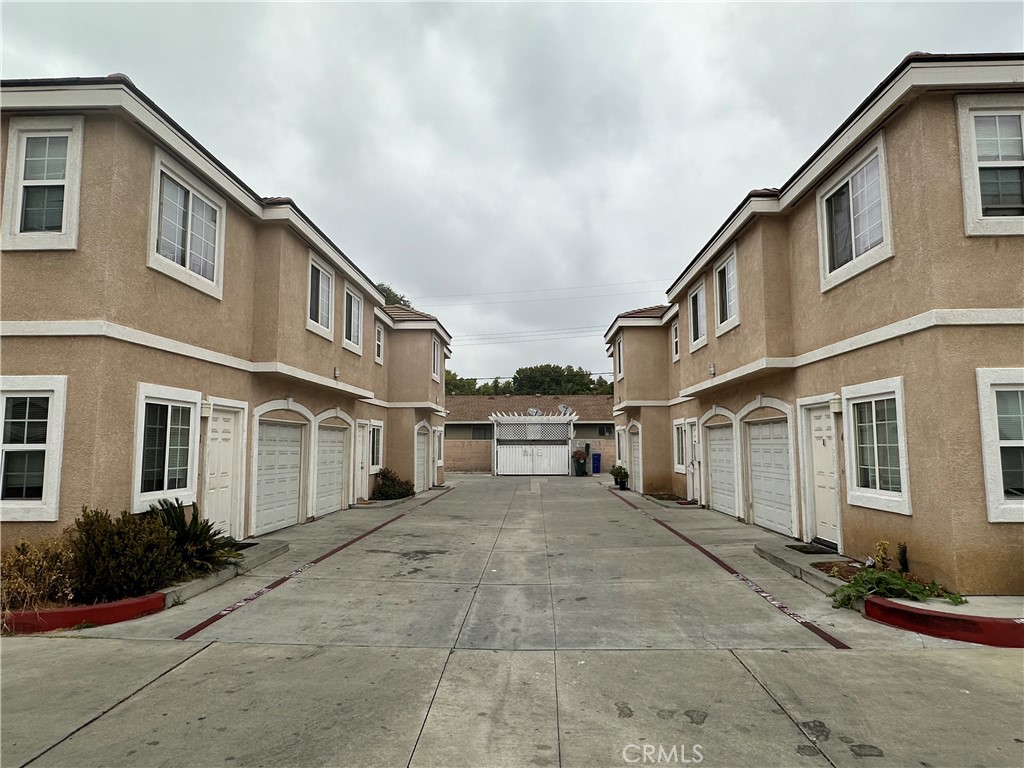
xmin=4 ymin=593 xmax=165 ymax=634
xmin=865 ymin=597 xmax=1024 ymax=648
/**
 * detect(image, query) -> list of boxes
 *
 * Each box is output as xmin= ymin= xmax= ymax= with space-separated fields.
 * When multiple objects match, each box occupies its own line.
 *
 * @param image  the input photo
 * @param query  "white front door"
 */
xmin=629 ymin=430 xmax=642 ymax=492
xmin=205 ymin=407 xmax=243 ymax=539
xmin=707 ymin=425 xmax=735 ymax=516
xmin=685 ymin=419 xmax=700 ymax=503
xmin=355 ymin=423 xmax=369 ymax=501
xmin=748 ymin=420 xmax=793 ymax=536
xmin=316 ymin=427 xmax=346 ymax=517
xmin=254 ymin=422 xmax=303 ymax=536
xmin=808 ymin=406 xmax=840 ymax=543
xmin=415 ymin=429 xmax=429 ymax=491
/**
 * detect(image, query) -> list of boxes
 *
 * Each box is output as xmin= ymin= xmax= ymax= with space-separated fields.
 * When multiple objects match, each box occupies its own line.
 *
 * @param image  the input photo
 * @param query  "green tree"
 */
xmin=376 ymin=282 xmax=412 ymax=308
xmin=511 ymin=364 xmax=606 ymax=395
xmin=445 ymin=370 xmax=479 ymax=395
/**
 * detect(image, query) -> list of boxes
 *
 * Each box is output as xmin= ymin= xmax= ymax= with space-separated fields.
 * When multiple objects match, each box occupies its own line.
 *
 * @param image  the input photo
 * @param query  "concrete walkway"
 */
xmin=3 ymin=475 xmax=1022 ymax=767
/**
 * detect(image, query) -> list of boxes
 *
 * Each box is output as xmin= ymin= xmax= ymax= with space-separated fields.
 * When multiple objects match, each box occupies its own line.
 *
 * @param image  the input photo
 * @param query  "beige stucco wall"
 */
xmin=616 ymin=326 xmax=672 ymax=404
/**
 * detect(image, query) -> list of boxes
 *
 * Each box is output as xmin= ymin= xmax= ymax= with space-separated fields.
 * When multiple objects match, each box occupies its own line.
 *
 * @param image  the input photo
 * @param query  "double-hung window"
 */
xmin=344 ymin=287 xmax=363 ymax=353
xmin=714 ymin=250 xmax=739 ymax=335
xmin=375 ymin=322 xmax=385 ymax=364
xmin=671 ymin=321 xmax=680 ymax=361
xmin=369 ymin=422 xmax=383 ymax=472
xmin=432 ymin=338 xmax=442 ymax=381
xmin=148 ymin=150 xmax=226 ymax=299
xmin=841 ymin=377 xmax=910 ymax=515
xmin=2 ymin=116 xmax=84 ymax=251
xmin=673 ymin=420 xmax=686 ymax=473
xmin=0 ymin=376 xmax=67 ymax=521
xmin=134 ymin=384 xmax=201 ymax=512
xmin=688 ymin=280 xmax=707 ymax=351
xmin=977 ymin=369 xmax=1024 ymax=522
xmin=307 ymin=252 xmax=334 ymax=339
xmin=957 ymin=95 xmax=1024 ymax=236
xmin=817 ymin=133 xmax=893 ymax=290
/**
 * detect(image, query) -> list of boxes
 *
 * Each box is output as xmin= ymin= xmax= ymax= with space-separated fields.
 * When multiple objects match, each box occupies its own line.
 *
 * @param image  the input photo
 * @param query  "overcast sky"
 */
xmin=3 ymin=2 xmax=1021 ymax=381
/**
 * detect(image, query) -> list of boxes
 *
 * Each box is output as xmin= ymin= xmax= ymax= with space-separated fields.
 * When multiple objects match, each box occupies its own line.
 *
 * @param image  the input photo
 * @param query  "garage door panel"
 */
xmin=749 ymin=421 xmax=792 ymax=536
xmin=255 ymin=422 xmax=303 ymax=536
xmin=708 ymin=426 xmax=735 ymax=516
xmin=316 ymin=427 xmax=346 ymax=517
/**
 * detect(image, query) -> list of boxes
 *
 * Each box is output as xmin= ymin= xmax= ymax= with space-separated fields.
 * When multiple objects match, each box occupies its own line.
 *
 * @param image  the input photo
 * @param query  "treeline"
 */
xmin=446 ymin=364 xmax=613 ymax=396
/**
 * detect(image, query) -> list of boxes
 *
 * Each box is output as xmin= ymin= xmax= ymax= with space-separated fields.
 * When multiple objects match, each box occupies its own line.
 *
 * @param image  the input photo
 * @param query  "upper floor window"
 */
xmin=671 ymin=321 xmax=680 ymax=361
xmin=0 ymin=376 xmax=67 ymax=522
xmin=714 ymin=250 xmax=739 ymax=335
xmin=957 ymin=94 xmax=1024 ymax=237
xmin=615 ymin=336 xmax=624 ymax=380
xmin=148 ymin=150 xmax=226 ymax=300
xmin=307 ymin=252 xmax=333 ymax=340
xmin=432 ymin=338 xmax=442 ymax=381
xmin=977 ymin=368 xmax=1024 ymax=523
xmin=688 ymin=280 xmax=707 ymax=351
xmin=375 ymin=322 xmax=385 ymax=365
xmin=816 ymin=132 xmax=893 ymax=291
xmin=344 ymin=287 xmax=363 ymax=353
xmin=1 ymin=116 xmax=84 ymax=251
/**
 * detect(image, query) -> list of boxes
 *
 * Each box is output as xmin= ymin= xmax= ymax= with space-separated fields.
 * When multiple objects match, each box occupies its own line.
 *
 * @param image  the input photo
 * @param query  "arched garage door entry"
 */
xmin=492 ymin=409 xmax=577 ymax=476
xmin=252 ymin=399 xmax=315 ymax=537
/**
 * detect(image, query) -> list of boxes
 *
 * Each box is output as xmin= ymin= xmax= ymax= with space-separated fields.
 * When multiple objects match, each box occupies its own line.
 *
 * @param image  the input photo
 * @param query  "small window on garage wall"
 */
xmin=369 ymin=422 xmax=383 ymax=473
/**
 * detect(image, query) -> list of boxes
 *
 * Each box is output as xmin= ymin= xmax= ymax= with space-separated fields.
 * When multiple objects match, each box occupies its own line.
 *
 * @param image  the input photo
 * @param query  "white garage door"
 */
xmin=255 ymin=422 xmax=303 ymax=536
xmin=707 ymin=426 xmax=735 ymax=516
xmin=316 ymin=427 xmax=346 ymax=517
xmin=749 ymin=421 xmax=792 ymax=536
xmin=415 ymin=429 xmax=429 ymax=492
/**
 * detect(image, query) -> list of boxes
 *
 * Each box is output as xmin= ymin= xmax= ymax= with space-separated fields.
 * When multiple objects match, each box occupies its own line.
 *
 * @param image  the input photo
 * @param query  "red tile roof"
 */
xmin=446 ymin=394 xmax=614 ymax=422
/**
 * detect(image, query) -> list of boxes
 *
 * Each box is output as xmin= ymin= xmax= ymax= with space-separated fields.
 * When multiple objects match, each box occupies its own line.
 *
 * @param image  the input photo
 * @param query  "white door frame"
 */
xmin=684 ymin=417 xmax=700 ymax=503
xmin=203 ymin=397 xmax=248 ymax=540
xmin=251 ymin=399 xmax=314 ymax=537
xmin=797 ymin=393 xmax=844 ymax=552
xmin=736 ymin=397 xmax=798 ymax=537
xmin=354 ymin=421 xmax=370 ymax=501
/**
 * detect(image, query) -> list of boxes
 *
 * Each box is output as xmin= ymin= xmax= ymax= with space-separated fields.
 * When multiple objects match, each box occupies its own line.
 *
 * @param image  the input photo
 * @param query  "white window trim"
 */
xmin=615 ymin=336 xmax=624 ymax=380
xmin=841 ymin=376 xmax=911 ymax=516
xmin=374 ymin=322 xmax=385 ymax=365
xmin=713 ymin=248 xmax=740 ymax=336
xmin=432 ymin=338 xmax=442 ymax=382
xmin=688 ymin=280 xmax=708 ymax=352
xmin=977 ymin=368 xmax=1024 ymax=523
xmin=2 ymin=116 xmax=85 ymax=251
xmin=369 ymin=420 xmax=384 ymax=474
xmin=306 ymin=250 xmax=334 ymax=340
xmin=957 ymin=94 xmax=1024 ymax=237
xmin=343 ymin=285 xmax=363 ymax=354
xmin=0 ymin=375 xmax=67 ymax=521
xmin=816 ymin=131 xmax=894 ymax=293
xmin=435 ymin=427 xmax=444 ymax=467
xmin=672 ymin=418 xmax=686 ymax=474
xmin=132 ymin=382 xmax=202 ymax=514
xmin=671 ymin=321 xmax=680 ymax=361
xmin=147 ymin=148 xmax=227 ymax=300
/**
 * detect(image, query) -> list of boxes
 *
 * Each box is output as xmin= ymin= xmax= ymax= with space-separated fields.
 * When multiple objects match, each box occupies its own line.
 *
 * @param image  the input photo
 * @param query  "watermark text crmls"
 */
xmin=622 ymin=744 xmax=704 ymax=764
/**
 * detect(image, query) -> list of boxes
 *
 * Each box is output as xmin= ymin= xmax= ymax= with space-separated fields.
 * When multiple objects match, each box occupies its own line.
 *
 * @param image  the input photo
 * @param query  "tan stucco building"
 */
xmin=605 ymin=53 xmax=1024 ymax=594
xmin=1 ymin=75 xmax=450 ymax=542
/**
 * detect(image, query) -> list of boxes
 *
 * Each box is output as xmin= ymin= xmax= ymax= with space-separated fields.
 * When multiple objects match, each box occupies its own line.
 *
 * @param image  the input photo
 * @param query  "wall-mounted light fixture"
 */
xmin=829 ymin=395 xmax=842 ymax=414
xmin=333 ymin=367 xmax=341 ymax=379
xmin=707 ymin=362 xmax=716 ymax=377
xmin=200 ymin=400 xmax=212 ymax=419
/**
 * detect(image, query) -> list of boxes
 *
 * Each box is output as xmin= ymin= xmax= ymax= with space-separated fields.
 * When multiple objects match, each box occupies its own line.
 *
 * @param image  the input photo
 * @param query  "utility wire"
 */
xmin=418 ymin=289 xmax=664 ymax=309
xmin=456 ymin=324 xmax=606 ymax=341
xmin=410 ymin=279 xmax=670 ymax=301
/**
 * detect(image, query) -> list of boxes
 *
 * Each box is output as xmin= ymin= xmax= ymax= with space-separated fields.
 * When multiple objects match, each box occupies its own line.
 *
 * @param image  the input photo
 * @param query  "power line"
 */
xmin=453 ymin=372 xmax=615 ymax=381
xmin=456 ymin=324 xmax=606 ymax=341
xmin=419 ymin=289 xmax=664 ymax=309
xmin=410 ymin=279 xmax=670 ymax=301
xmin=453 ymin=333 xmax=602 ymax=347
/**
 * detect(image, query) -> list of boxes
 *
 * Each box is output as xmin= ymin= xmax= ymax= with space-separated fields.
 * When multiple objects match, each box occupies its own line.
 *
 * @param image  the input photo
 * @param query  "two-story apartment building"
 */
xmin=0 ymin=74 xmax=450 ymax=543
xmin=606 ymin=53 xmax=1024 ymax=594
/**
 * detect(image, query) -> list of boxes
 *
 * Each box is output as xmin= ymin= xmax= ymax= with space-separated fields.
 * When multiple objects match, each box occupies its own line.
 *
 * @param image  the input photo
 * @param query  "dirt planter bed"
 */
xmin=4 ymin=593 xmax=165 ymax=634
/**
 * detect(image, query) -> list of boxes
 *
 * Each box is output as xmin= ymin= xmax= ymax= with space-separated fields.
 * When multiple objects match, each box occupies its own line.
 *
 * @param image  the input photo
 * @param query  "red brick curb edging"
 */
xmin=865 ymin=597 xmax=1024 ymax=648
xmin=4 ymin=593 xmax=165 ymax=634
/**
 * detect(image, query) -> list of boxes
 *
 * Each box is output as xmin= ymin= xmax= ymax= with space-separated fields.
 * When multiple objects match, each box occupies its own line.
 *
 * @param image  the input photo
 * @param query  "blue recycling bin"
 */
xmin=592 ymin=452 xmax=602 ymax=474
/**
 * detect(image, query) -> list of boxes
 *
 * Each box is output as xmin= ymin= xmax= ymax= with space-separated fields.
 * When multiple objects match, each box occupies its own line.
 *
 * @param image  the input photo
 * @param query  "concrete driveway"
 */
xmin=3 ymin=476 xmax=1022 ymax=767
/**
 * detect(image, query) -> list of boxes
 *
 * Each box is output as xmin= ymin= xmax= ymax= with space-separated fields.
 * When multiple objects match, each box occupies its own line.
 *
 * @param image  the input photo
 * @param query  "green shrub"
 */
xmin=370 ymin=467 xmax=415 ymax=500
xmin=71 ymin=507 xmax=185 ymax=604
xmin=147 ymin=498 xmax=241 ymax=575
xmin=829 ymin=568 xmax=967 ymax=610
xmin=1 ymin=536 xmax=77 ymax=612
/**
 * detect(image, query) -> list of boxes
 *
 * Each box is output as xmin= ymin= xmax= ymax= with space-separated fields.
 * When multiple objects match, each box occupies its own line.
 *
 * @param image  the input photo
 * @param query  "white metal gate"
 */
xmin=493 ymin=415 xmax=575 ymax=476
